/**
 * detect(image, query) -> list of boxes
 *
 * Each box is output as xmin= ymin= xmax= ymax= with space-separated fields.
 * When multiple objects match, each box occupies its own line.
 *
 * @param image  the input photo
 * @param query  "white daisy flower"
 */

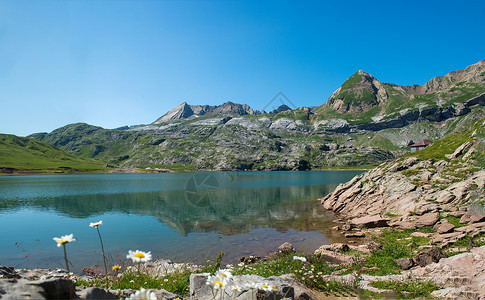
xmin=126 ymin=250 xmax=152 ymax=263
xmin=53 ymin=234 xmax=76 ymax=247
xmin=127 ymin=288 xmax=157 ymax=300
xmin=292 ymin=256 xmax=307 ymax=262
xmin=89 ymin=220 xmax=103 ymax=227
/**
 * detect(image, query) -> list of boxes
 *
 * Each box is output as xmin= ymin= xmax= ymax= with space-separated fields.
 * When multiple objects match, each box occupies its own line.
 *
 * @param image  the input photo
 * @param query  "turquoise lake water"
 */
xmin=0 ymin=171 xmax=361 ymax=272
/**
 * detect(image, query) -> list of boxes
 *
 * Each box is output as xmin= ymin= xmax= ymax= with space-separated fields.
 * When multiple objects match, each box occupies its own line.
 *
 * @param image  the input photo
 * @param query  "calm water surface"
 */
xmin=0 ymin=171 xmax=361 ymax=272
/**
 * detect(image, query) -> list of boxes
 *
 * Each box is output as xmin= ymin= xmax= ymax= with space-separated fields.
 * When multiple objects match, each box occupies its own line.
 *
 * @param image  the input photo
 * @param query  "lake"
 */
xmin=0 ymin=171 xmax=362 ymax=272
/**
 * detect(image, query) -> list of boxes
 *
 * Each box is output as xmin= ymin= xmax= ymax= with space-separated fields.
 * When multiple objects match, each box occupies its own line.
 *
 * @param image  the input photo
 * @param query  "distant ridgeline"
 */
xmin=20 ymin=59 xmax=485 ymax=171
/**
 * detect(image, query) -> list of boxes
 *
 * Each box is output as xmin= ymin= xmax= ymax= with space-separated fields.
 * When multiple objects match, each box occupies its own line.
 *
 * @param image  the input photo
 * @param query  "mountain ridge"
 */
xmin=22 ymin=59 xmax=485 ymax=172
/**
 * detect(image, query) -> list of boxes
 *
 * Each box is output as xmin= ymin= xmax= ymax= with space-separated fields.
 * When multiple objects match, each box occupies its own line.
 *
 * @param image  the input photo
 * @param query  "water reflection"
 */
xmin=0 ymin=172 xmax=361 ymax=237
xmin=0 ymin=171 xmax=362 ymax=269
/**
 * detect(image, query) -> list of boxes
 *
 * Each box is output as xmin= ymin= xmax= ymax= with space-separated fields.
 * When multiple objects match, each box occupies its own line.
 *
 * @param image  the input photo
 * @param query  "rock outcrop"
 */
xmin=321 ymin=151 xmax=485 ymax=220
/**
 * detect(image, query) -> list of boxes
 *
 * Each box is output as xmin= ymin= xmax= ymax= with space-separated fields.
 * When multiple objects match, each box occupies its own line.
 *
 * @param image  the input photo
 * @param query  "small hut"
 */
xmin=410 ymin=140 xmax=432 ymax=152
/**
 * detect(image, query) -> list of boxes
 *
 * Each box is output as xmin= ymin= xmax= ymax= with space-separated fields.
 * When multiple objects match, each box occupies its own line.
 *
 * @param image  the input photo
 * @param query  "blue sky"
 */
xmin=1 ymin=0 xmax=484 ymax=136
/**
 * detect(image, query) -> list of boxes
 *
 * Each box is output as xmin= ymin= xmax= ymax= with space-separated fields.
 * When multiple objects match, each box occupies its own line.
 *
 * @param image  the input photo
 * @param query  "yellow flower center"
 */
xmin=262 ymin=284 xmax=268 ymax=289
xmin=134 ymin=252 xmax=145 ymax=258
xmin=112 ymin=265 xmax=120 ymax=271
xmin=221 ymin=273 xmax=227 ymax=277
xmin=215 ymin=280 xmax=223 ymax=287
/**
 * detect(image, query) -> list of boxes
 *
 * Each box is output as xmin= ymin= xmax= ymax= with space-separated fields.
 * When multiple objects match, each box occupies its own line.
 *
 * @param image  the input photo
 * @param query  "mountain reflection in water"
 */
xmin=0 ymin=171 xmax=362 ymax=271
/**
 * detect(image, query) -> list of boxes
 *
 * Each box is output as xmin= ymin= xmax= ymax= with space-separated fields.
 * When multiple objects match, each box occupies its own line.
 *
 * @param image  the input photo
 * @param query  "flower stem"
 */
xmin=96 ymin=227 xmax=108 ymax=275
xmin=63 ymin=244 xmax=70 ymax=273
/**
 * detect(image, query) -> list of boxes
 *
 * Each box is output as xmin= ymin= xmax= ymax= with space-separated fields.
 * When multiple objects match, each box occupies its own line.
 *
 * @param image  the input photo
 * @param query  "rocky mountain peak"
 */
xmin=153 ymin=101 xmax=260 ymax=124
xmin=320 ymin=69 xmax=388 ymax=114
xmin=154 ymin=102 xmax=194 ymax=124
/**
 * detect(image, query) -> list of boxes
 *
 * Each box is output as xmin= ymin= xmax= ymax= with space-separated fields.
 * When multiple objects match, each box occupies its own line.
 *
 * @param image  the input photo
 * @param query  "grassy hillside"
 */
xmin=0 ymin=134 xmax=106 ymax=173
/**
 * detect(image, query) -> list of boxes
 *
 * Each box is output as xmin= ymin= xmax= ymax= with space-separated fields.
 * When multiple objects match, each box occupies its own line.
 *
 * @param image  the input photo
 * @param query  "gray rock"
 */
xmin=77 ymin=287 xmax=117 ymax=299
xmin=395 ymin=258 xmax=414 ymax=270
xmin=412 ymin=247 xmax=446 ymax=267
xmin=0 ymin=266 xmax=20 ymax=279
xmin=0 ymin=278 xmax=76 ymax=300
xmin=0 ymin=278 xmax=46 ymax=299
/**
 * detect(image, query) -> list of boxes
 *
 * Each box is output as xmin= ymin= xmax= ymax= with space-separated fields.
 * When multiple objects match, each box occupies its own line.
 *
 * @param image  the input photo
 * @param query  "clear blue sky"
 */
xmin=1 ymin=0 xmax=484 ymax=136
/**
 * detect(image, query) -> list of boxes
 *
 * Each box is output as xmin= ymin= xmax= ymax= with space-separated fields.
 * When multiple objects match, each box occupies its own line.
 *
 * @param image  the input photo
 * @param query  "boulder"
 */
xmin=395 ymin=258 xmax=414 ymax=270
xmin=412 ymin=247 xmax=446 ymax=267
xmin=460 ymin=212 xmax=485 ymax=224
xmin=0 ymin=278 xmax=76 ymax=300
xmin=415 ymin=212 xmax=440 ymax=228
xmin=314 ymin=248 xmax=360 ymax=265
xmin=0 ymin=266 xmax=20 ymax=279
xmin=0 ymin=278 xmax=46 ymax=299
xmin=449 ymin=211 xmax=466 ymax=218
xmin=414 ymin=204 xmax=440 ymax=216
xmin=349 ymin=215 xmax=390 ymax=228
xmin=277 ymin=242 xmax=294 ymax=253
xmin=392 ymin=221 xmax=416 ymax=230
xmin=77 ymin=287 xmax=117 ymax=299
xmin=318 ymin=243 xmax=350 ymax=252
xmin=433 ymin=221 xmax=456 ymax=234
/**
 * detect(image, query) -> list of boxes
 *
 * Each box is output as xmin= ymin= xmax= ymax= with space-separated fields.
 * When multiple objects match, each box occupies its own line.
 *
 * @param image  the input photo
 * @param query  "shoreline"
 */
xmin=0 ymin=167 xmax=372 ymax=176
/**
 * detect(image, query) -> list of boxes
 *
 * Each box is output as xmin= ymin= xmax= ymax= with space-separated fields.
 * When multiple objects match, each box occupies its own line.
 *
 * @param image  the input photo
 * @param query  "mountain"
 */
xmin=29 ymin=60 xmax=485 ymax=171
xmin=153 ymin=101 xmax=260 ymax=124
xmin=313 ymin=60 xmax=485 ymax=127
xmin=0 ymin=133 xmax=105 ymax=173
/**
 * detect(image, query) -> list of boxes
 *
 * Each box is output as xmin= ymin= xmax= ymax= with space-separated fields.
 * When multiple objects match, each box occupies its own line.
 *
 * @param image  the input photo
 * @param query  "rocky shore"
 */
xmin=317 ymin=124 xmax=485 ymax=299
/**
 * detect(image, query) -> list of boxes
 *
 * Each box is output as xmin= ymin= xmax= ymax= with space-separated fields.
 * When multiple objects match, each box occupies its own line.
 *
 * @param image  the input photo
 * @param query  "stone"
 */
xmin=408 ymin=245 xmax=485 ymax=299
xmin=35 ymin=278 xmax=77 ymax=299
xmin=414 ymin=204 xmax=440 ymax=215
xmin=412 ymin=247 xmax=446 ymax=267
xmin=323 ymin=243 xmax=350 ymax=252
xmin=341 ymin=223 xmax=352 ymax=231
xmin=345 ymin=231 xmax=365 ymax=238
xmin=395 ymin=258 xmax=414 ymax=270
xmin=450 ymin=210 xmax=466 ymax=218
xmin=0 ymin=266 xmax=20 ymax=279
xmin=0 ymin=278 xmax=76 ymax=300
xmin=433 ymin=221 xmax=455 ymax=234
xmin=349 ymin=215 xmax=390 ymax=228
xmin=392 ymin=221 xmax=416 ymax=230
xmin=277 ymin=242 xmax=294 ymax=253
xmin=459 ymin=212 xmax=485 ymax=224
xmin=314 ymin=247 xmax=361 ymax=265
xmin=0 ymin=278 xmax=46 ymax=299
xmin=77 ymin=287 xmax=117 ymax=299
xmin=411 ymin=232 xmax=429 ymax=238
xmin=415 ymin=212 xmax=440 ymax=228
